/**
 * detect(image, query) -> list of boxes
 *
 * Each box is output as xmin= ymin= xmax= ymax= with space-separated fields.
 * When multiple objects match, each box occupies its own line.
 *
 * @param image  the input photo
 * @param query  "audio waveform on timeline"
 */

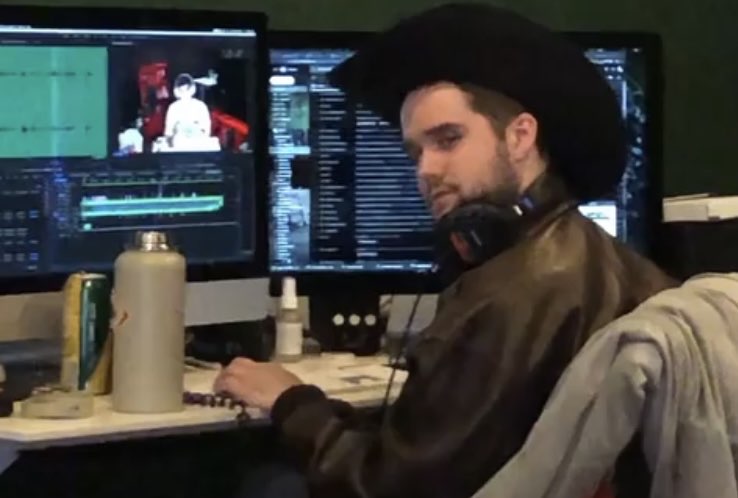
xmin=80 ymin=194 xmax=225 ymax=218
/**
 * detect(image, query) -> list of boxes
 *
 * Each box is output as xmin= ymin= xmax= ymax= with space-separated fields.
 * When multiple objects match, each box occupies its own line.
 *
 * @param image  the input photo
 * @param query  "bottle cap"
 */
xmin=134 ymin=231 xmax=171 ymax=252
xmin=280 ymin=277 xmax=299 ymax=310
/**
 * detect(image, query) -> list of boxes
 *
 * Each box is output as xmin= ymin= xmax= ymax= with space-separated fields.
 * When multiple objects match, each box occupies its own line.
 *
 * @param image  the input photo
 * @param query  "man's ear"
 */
xmin=503 ymin=112 xmax=539 ymax=163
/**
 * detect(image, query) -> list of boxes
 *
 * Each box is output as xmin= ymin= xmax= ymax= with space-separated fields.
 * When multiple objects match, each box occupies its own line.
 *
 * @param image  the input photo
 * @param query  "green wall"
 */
xmin=4 ymin=0 xmax=737 ymax=195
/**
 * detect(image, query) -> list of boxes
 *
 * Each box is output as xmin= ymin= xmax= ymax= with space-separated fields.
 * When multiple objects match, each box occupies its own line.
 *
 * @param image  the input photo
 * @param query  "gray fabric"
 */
xmin=472 ymin=273 xmax=738 ymax=498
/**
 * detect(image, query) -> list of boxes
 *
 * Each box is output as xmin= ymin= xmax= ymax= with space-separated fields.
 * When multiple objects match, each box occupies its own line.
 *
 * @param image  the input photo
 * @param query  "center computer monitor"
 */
xmin=269 ymin=30 xmax=663 ymax=301
xmin=0 ymin=6 xmax=269 ymax=295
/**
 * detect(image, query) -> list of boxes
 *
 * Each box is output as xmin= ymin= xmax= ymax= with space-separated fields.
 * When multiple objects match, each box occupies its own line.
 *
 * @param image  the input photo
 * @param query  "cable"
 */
xmin=379 ymin=292 xmax=423 ymax=422
xmin=378 ymin=263 xmax=438 ymax=423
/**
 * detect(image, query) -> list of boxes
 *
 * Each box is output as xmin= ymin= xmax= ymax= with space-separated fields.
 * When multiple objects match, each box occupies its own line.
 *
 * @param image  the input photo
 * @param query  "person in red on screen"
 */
xmin=215 ymin=4 xmax=676 ymax=498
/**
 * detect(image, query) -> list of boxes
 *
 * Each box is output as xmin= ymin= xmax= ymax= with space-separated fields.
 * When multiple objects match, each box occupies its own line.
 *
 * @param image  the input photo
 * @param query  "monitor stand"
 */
xmin=308 ymin=290 xmax=385 ymax=356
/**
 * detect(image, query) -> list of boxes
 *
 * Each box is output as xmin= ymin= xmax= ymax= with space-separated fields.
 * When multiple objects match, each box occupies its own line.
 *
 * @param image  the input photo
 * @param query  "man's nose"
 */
xmin=416 ymin=150 xmax=445 ymax=182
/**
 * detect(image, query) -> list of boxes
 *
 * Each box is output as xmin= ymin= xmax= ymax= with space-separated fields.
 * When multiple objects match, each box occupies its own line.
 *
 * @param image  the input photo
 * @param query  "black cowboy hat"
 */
xmin=329 ymin=2 xmax=627 ymax=201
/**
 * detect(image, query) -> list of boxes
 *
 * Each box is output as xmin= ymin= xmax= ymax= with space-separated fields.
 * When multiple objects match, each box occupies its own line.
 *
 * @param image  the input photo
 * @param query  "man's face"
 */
xmin=174 ymin=83 xmax=195 ymax=100
xmin=401 ymin=83 xmax=520 ymax=220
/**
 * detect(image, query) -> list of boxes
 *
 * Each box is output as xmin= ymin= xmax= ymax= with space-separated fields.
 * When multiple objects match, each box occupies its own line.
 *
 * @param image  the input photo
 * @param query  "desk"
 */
xmin=0 ymin=354 xmax=407 ymax=473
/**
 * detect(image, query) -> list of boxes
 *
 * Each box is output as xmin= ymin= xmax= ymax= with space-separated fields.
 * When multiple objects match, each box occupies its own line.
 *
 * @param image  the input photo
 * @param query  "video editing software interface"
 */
xmin=0 ymin=25 xmax=261 ymax=278
xmin=269 ymin=46 xmax=653 ymax=274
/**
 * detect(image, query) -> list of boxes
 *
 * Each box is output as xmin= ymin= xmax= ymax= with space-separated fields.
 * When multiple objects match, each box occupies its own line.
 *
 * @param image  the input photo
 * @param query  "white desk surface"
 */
xmin=0 ymin=353 xmax=407 ymax=450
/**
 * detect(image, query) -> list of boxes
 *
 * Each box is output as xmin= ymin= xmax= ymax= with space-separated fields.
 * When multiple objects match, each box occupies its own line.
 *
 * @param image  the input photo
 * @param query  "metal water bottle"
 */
xmin=111 ymin=231 xmax=186 ymax=413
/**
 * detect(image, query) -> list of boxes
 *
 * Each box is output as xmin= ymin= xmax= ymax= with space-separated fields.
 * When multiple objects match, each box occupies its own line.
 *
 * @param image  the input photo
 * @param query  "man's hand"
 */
xmin=213 ymin=358 xmax=302 ymax=411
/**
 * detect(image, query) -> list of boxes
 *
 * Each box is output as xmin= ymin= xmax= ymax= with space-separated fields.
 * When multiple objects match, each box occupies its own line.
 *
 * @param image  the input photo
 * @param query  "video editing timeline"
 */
xmin=48 ymin=157 xmax=250 ymax=269
xmin=0 ymin=26 xmax=259 ymax=278
xmin=269 ymin=46 xmax=652 ymax=273
xmin=76 ymin=167 xmax=227 ymax=226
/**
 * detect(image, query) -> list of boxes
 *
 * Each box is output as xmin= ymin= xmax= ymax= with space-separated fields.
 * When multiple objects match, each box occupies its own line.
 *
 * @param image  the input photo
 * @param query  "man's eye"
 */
xmin=436 ymin=135 xmax=460 ymax=150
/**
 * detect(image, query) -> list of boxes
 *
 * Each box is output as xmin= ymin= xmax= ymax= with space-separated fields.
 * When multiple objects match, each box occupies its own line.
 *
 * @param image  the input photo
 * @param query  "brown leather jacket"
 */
xmin=271 ymin=205 xmax=677 ymax=498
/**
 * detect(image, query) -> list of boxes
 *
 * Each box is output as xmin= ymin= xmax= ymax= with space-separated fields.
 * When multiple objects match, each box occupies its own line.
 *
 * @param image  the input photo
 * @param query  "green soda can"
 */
xmin=60 ymin=272 xmax=113 ymax=394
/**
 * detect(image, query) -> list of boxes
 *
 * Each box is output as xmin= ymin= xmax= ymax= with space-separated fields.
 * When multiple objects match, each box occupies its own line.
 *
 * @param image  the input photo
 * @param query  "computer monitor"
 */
xmin=269 ymin=30 xmax=663 ymax=300
xmin=566 ymin=32 xmax=663 ymax=259
xmin=268 ymin=31 xmax=663 ymax=350
xmin=0 ymin=6 xmax=270 ymax=298
xmin=269 ymin=32 xmax=430 ymax=298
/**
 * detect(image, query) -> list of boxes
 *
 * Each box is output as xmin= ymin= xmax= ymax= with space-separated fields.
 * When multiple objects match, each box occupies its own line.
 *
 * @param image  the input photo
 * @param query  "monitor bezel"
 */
xmin=565 ymin=31 xmax=665 ymax=260
xmin=268 ymin=29 xmax=664 ymax=296
xmin=0 ymin=5 xmax=270 ymax=295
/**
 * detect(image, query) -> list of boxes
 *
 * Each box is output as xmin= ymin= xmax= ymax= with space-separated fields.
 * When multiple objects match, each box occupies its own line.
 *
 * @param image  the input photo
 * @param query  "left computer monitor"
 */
xmin=0 ymin=6 xmax=270 ymax=294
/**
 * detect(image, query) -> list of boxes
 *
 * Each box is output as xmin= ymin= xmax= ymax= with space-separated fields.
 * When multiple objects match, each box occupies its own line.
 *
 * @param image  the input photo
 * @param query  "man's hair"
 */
xmin=174 ymin=73 xmax=194 ymax=89
xmin=459 ymin=83 xmax=549 ymax=162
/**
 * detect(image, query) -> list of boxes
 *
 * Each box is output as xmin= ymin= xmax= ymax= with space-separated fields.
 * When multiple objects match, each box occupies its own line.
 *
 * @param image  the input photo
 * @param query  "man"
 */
xmin=164 ymin=73 xmax=211 ymax=143
xmin=215 ymin=4 xmax=676 ymax=497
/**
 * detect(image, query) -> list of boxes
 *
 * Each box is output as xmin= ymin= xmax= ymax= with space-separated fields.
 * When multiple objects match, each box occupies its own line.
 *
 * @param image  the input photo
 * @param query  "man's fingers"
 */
xmin=223 ymin=357 xmax=257 ymax=377
xmin=212 ymin=372 xmax=229 ymax=393
xmin=230 ymin=357 xmax=256 ymax=369
xmin=214 ymin=371 xmax=241 ymax=393
xmin=214 ymin=373 xmax=246 ymax=399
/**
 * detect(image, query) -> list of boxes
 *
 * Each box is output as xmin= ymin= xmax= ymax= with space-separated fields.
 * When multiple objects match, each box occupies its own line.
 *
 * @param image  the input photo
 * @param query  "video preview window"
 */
xmin=111 ymin=41 xmax=254 ymax=157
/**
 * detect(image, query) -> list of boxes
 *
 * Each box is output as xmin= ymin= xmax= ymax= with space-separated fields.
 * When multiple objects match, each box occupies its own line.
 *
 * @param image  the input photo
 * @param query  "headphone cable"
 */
xmin=379 ymin=263 xmax=438 ymax=423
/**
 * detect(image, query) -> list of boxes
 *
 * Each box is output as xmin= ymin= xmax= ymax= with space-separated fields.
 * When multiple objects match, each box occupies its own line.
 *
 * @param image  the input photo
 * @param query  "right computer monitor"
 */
xmin=571 ymin=32 xmax=663 ymax=257
xmin=269 ymin=31 xmax=663 ymax=293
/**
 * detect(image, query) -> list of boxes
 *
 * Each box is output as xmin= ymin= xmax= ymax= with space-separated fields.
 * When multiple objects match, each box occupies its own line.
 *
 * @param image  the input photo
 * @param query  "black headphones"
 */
xmin=433 ymin=173 xmax=575 ymax=273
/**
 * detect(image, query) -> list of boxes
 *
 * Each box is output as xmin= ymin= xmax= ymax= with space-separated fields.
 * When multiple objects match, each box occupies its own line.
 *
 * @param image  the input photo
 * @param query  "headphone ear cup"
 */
xmin=449 ymin=232 xmax=474 ymax=262
xmin=436 ymin=203 xmax=524 ymax=265
xmin=432 ymin=173 xmax=573 ymax=271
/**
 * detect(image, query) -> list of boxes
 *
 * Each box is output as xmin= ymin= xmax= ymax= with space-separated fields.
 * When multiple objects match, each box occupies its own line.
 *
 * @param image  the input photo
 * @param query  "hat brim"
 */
xmin=328 ymin=3 xmax=627 ymax=201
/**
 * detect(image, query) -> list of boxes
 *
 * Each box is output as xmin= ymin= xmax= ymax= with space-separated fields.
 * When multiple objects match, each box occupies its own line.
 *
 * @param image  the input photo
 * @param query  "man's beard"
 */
xmin=424 ymin=147 xmax=521 ymax=216
xmin=431 ymin=150 xmax=523 ymax=282
xmin=460 ymin=147 xmax=521 ymax=209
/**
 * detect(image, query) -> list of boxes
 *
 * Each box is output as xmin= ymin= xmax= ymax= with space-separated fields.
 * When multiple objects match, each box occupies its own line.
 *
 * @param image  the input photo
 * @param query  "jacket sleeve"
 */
xmin=271 ymin=296 xmax=585 ymax=498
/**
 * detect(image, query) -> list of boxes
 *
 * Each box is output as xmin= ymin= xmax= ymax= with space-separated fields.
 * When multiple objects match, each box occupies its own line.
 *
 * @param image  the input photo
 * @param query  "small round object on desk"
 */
xmin=349 ymin=314 xmax=361 ymax=326
xmin=332 ymin=313 xmax=345 ymax=326
xmin=364 ymin=314 xmax=377 ymax=326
